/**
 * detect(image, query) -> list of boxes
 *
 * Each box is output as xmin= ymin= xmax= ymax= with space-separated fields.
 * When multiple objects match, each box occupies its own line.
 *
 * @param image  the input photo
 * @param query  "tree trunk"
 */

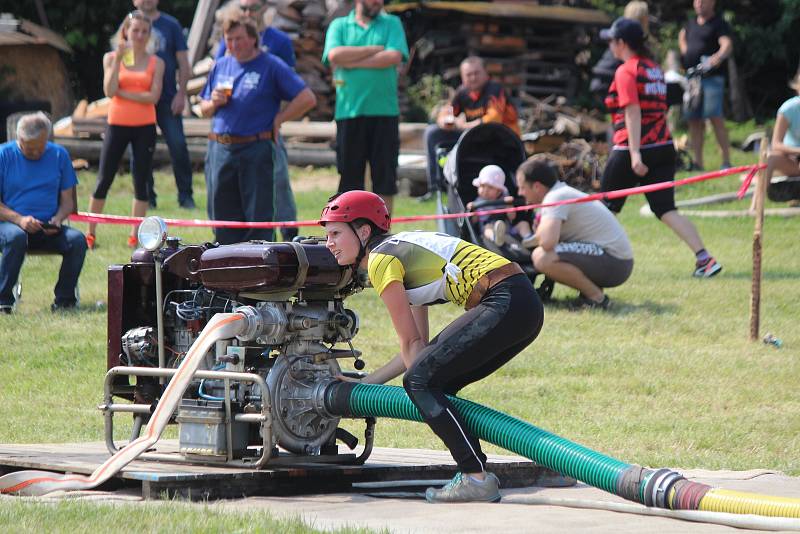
xmin=728 ymin=55 xmax=753 ymax=122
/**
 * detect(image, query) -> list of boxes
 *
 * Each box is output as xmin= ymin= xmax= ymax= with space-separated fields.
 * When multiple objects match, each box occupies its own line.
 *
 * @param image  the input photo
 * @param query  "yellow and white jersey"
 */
xmin=367 ymin=231 xmax=510 ymax=307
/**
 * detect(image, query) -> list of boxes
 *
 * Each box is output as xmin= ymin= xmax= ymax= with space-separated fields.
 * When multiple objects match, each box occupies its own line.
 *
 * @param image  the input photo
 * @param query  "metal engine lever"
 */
xmin=335 ymin=427 xmax=359 ymax=450
xmin=314 ymin=348 xmax=362 ymax=363
xmin=340 ymin=371 xmax=367 ymax=380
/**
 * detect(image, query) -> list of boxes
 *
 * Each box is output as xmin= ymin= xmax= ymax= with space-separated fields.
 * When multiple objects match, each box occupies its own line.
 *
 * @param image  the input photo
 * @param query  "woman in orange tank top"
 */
xmin=87 ymin=10 xmax=165 ymax=249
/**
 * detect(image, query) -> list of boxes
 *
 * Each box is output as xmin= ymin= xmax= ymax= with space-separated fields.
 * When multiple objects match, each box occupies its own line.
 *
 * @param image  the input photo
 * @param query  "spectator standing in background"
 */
xmin=216 ymin=0 xmax=299 ymax=241
xmin=590 ymin=1 xmax=652 ymax=106
xmin=679 ymin=0 xmax=733 ymax=170
xmin=199 ymin=15 xmax=315 ymax=245
xmin=132 ymin=0 xmax=196 ymax=209
xmin=87 ymin=10 xmax=164 ymax=249
xmin=322 ymin=0 xmax=409 ymax=215
xmin=600 ymin=17 xmax=722 ymax=278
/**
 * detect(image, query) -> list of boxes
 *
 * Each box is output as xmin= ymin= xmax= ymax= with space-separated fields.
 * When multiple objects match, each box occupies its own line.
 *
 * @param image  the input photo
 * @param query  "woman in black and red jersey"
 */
xmin=599 ymin=17 xmax=722 ymax=278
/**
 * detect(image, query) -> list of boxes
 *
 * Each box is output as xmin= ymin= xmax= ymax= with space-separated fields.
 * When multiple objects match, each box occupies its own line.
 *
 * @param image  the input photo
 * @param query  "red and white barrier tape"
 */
xmin=69 ymin=165 xmax=764 ymax=230
xmin=68 ymin=165 xmax=763 ymax=229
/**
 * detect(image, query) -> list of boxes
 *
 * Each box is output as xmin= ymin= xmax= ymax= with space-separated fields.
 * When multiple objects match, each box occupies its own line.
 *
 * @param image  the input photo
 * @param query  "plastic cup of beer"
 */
xmin=122 ymin=47 xmax=135 ymax=67
xmin=216 ymin=78 xmax=233 ymax=98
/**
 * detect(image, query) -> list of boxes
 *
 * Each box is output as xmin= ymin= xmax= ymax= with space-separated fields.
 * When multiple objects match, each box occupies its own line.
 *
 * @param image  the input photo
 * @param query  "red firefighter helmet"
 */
xmin=319 ymin=190 xmax=391 ymax=232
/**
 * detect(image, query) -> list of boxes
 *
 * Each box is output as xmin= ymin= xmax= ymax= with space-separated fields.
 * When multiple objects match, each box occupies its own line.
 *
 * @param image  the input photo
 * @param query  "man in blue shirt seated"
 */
xmin=0 ymin=112 xmax=87 ymax=313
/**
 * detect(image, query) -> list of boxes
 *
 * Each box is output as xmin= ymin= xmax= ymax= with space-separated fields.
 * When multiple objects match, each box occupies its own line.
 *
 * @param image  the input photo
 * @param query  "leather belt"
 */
xmin=208 ymin=131 xmax=273 ymax=144
xmin=464 ymin=262 xmax=524 ymax=310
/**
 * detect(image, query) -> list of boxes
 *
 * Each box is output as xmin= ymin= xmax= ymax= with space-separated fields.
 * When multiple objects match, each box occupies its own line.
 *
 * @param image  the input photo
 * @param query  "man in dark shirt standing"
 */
xmin=133 ymin=0 xmax=195 ymax=209
xmin=679 ymin=0 xmax=733 ymax=170
xmin=423 ymin=56 xmax=519 ymax=194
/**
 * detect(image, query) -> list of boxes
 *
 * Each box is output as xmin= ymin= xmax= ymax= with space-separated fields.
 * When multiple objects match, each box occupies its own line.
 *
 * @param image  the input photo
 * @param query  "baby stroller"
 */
xmin=432 ymin=123 xmax=554 ymax=300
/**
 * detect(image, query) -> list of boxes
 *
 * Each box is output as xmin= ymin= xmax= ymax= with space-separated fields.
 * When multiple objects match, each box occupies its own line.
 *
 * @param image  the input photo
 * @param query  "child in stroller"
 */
xmin=466 ymin=164 xmax=537 ymax=249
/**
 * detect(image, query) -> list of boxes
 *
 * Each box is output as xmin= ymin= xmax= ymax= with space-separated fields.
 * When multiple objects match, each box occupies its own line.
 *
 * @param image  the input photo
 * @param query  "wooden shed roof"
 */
xmin=0 ymin=14 xmax=72 ymax=54
xmin=386 ymin=1 xmax=611 ymax=25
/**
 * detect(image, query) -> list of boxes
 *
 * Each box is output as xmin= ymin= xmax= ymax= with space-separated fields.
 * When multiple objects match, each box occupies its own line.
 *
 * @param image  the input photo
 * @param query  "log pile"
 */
xmin=517 ymin=93 xmax=610 ymax=192
xmin=269 ymin=0 xmax=335 ymax=120
xmin=525 ymin=139 xmax=607 ymax=193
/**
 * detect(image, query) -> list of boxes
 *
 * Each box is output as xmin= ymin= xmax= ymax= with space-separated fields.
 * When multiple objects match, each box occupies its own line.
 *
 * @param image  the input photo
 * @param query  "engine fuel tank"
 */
xmin=198 ymin=242 xmax=350 ymax=294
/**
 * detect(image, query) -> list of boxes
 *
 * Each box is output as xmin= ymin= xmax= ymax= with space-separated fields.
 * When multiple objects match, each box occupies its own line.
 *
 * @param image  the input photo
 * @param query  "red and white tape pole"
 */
xmin=69 ymin=165 xmax=764 ymax=229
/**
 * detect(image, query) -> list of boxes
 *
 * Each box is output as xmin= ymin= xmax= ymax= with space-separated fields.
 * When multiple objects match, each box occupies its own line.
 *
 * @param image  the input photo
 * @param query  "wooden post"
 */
xmin=749 ymin=136 xmax=769 ymax=341
xmin=186 ymin=0 xmax=221 ymax=68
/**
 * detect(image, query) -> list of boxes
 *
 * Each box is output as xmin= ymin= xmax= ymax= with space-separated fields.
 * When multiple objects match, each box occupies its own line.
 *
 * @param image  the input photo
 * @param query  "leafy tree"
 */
xmin=588 ymin=0 xmax=800 ymax=119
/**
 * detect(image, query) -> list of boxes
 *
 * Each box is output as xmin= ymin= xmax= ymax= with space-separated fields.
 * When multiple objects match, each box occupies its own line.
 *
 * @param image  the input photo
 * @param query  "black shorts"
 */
xmin=335 ymin=116 xmax=399 ymax=196
xmin=601 ymin=144 xmax=677 ymax=218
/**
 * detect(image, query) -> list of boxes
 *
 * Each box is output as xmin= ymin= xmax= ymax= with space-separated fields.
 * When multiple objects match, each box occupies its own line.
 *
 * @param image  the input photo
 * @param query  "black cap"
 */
xmin=600 ymin=17 xmax=645 ymax=47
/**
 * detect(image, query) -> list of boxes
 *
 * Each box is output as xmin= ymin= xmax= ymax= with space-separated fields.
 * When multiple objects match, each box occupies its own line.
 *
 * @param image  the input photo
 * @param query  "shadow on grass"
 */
xmin=543 ymin=298 xmax=677 ymax=315
xmin=715 ymin=270 xmax=800 ymax=281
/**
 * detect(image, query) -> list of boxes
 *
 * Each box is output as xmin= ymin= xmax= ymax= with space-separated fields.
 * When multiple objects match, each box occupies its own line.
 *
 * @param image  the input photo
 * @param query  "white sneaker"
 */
xmin=492 ymin=220 xmax=507 ymax=247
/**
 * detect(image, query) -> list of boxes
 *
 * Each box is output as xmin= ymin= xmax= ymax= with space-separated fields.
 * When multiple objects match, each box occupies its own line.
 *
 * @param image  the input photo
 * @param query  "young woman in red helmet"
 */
xmin=320 ymin=190 xmax=544 ymax=503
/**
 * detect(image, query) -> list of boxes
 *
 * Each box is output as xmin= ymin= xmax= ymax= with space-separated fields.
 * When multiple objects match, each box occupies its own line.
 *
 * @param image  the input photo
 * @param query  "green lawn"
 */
xmin=1 ymin=125 xmax=798 ymax=530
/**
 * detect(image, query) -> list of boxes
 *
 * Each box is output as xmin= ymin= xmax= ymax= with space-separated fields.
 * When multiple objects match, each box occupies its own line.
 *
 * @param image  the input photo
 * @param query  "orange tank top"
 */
xmin=108 ymin=55 xmax=157 ymax=127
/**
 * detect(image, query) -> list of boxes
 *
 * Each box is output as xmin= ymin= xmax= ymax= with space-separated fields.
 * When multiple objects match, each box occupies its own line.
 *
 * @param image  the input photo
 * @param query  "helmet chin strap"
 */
xmin=348 ymin=222 xmax=369 ymax=287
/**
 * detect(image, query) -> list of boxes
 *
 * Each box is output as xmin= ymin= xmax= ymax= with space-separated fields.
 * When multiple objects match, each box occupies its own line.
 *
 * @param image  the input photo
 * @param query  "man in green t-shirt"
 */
xmin=322 ymin=0 xmax=409 ymax=213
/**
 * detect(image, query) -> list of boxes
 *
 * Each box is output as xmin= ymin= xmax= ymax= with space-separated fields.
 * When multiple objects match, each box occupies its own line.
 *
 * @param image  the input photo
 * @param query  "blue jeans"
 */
xmin=684 ymin=75 xmax=725 ymax=120
xmin=0 ymin=223 xmax=87 ymax=307
xmin=205 ymin=139 xmax=274 ymax=245
xmin=132 ymin=101 xmax=194 ymax=203
xmin=272 ymin=136 xmax=297 ymax=238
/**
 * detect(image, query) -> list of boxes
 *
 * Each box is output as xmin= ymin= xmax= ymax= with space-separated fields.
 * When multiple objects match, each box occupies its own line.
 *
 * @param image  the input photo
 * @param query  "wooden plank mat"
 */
xmin=0 ymin=441 xmax=571 ymax=500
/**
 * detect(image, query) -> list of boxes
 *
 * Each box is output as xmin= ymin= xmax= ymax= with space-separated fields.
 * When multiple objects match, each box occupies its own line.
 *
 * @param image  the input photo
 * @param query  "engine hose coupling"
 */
xmin=616 ymin=465 xmax=649 ymax=504
xmin=670 ymin=479 xmax=712 ymax=511
xmin=323 ymin=380 xmax=358 ymax=418
xmin=234 ymin=304 xmax=287 ymax=343
xmin=643 ymin=468 xmax=686 ymax=509
xmin=234 ymin=306 xmax=263 ymax=342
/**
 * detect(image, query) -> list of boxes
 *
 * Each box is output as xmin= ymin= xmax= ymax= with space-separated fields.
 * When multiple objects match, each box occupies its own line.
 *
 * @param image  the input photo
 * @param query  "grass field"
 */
xmin=1 ymin=125 xmax=798 ymax=531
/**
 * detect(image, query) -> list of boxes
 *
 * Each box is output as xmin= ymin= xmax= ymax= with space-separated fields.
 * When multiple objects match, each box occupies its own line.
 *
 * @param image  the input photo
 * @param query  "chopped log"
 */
xmin=72 ymin=99 xmax=88 ymax=119
xmin=295 ymin=55 xmax=327 ymax=75
xmin=186 ymin=0 xmax=221 ymax=67
xmin=85 ymin=98 xmax=109 ymax=118
xmin=192 ymin=57 xmax=214 ymax=77
xmin=187 ymin=77 xmax=208 ymax=96
xmin=278 ymin=6 xmax=303 ymax=23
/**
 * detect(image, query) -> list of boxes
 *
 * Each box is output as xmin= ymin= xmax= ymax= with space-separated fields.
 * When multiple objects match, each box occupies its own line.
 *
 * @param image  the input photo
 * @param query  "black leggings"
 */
xmin=93 ymin=123 xmax=156 ymax=201
xmin=601 ymin=144 xmax=677 ymax=218
xmin=403 ymin=273 xmax=544 ymax=473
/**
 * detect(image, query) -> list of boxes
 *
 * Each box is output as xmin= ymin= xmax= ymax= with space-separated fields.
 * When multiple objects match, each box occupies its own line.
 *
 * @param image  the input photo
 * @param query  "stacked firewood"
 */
xmin=188 ymin=0 xmax=337 ymax=120
xmin=270 ymin=0 xmax=335 ymax=120
xmin=525 ymin=140 xmax=607 ymax=193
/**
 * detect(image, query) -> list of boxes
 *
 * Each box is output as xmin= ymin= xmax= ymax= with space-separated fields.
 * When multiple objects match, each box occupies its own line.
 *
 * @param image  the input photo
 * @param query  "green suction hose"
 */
xmin=325 ymin=382 xmax=800 ymax=521
xmin=328 ymin=383 xmax=629 ymax=493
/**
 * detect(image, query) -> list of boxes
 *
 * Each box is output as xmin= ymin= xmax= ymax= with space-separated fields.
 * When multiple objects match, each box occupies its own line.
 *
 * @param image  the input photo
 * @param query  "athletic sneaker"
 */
xmin=492 ymin=220 xmax=507 ymax=247
xmin=575 ymin=294 xmax=612 ymax=310
xmin=693 ymin=257 xmax=722 ymax=278
xmin=425 ymin=472 xmax=501 ymax=504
